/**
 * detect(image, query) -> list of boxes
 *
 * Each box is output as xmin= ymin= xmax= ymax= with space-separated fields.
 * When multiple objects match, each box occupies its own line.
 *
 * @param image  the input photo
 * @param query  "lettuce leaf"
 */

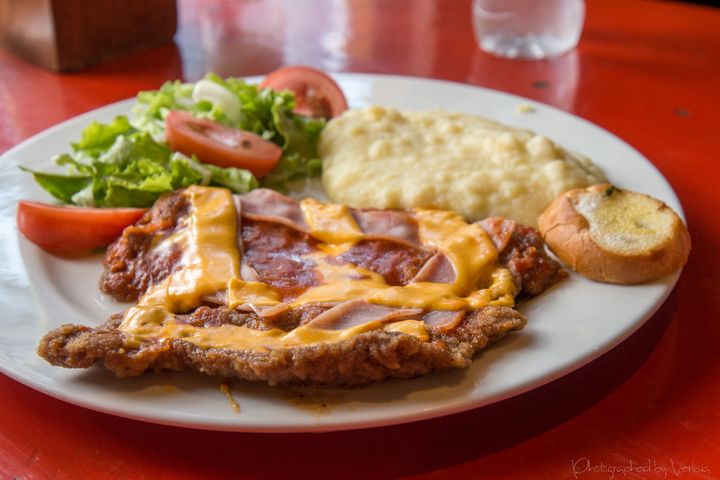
xmin=204 ymin=163 xmax=259 ymax=193
xmin=27 ymin=117 xmax=258 ymax=208
xmin=262 ymin=107 xmax=324 ymax=188
xmin=72 ymin=116 xmax=136 ymax=156
xmin=19 ymin=167 xmax=91 ymax=204
xmin=134 ymin=73 xmax=325 ymax=190
xmin=26 ymin=73 xmax=326 ymax=206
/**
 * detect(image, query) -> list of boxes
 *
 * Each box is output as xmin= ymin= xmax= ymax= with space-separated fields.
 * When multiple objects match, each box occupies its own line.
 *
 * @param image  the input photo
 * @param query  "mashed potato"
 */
xmin=320 ymin=106 xmax=605 ymax=226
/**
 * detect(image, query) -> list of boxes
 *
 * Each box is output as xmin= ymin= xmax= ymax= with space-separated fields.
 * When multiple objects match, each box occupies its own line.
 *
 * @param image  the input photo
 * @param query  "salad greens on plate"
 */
xmin=23 ymin=73 xmax=327 ymax=208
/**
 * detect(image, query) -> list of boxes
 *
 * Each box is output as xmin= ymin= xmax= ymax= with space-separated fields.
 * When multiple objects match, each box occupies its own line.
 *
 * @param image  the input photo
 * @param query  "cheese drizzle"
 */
xmin=119 ymin=186 xmax=516 ymax=351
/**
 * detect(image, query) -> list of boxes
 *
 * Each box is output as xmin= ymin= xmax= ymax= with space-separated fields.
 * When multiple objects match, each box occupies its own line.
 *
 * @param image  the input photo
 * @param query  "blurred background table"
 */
xmin=1 ymin=0 xmax=719 ymax=478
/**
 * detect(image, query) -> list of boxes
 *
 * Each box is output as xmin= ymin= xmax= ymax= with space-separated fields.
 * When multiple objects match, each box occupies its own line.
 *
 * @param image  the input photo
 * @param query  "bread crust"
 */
xmin=538 ymin=184 xmax=691 ymax=284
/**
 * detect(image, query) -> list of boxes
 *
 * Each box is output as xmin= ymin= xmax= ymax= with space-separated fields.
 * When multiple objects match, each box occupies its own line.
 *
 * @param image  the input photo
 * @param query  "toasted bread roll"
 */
xmin=538 ymin=183 xmax=690 ymax=284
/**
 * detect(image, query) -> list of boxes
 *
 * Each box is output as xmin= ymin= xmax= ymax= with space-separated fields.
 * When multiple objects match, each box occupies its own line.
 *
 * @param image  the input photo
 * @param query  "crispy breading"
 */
xmin=38 ymin=305 xmax=525 ymax=387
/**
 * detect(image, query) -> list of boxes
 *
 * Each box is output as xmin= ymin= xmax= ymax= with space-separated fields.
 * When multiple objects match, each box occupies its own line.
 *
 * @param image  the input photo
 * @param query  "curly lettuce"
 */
xmin=25 ymin=73 xmax=326 ymax=207
xmin=23 ymin=116 xmax=257 ymax=208
xmin=133 ymin=73 xmax=326 ymax=190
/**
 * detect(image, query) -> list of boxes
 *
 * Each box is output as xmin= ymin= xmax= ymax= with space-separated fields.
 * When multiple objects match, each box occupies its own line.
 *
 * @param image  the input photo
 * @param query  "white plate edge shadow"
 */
xmin=0 ymin=73 xmax=683 ymax=432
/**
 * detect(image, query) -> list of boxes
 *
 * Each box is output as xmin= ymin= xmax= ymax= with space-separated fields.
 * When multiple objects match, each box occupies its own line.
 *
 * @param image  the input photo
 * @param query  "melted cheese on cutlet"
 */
xmin=119 ymin=185 xmax=516 ymax=351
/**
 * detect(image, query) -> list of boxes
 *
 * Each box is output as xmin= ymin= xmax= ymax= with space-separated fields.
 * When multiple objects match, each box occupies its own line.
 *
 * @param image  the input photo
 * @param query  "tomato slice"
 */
xmin=260 ymin=65 xmax=348 ymax=119
xmin=165 ymin=111 xmax=282 ymax=178
xmin=17 ymin=201 xmax=147 ymax=256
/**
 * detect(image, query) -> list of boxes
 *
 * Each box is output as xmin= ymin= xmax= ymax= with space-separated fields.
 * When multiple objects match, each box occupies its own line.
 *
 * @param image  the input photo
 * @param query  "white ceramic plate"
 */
xmin=0 ymin=74 xmax=682 ymax=432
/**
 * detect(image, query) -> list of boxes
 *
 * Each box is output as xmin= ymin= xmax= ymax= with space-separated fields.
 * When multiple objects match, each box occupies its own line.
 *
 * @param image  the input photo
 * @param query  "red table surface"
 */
xmin=1 ymin=0 xmax=719 ymax=478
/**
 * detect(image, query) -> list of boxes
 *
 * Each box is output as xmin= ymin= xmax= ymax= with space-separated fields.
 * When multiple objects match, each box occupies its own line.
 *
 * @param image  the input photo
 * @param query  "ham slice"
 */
xmin=305 ymin=299 xmax=422 ymax=330
xmin=234 ymin=196 xmax=262 ymax=282
xmin=237 ymin=191 xmax=426 ymax=250
xmin=240 ymin=261 xmax=261 ymax=282
xmin=201 ymin=291 xmax=228 ymax=306
xmin=411 ymin=251 xmax=456 ymax=284
xmin=237 ymin=189 xmax=307 ymax=231
xmin=422 ymin=310 xmax=466 ymax=332
xmin=479 ymin=217 xmax=517 ymax=252
xmin=352 ymin=210 xmax=421 ymax=246
xmin=244 ymin=303 xmax=291 ymax=318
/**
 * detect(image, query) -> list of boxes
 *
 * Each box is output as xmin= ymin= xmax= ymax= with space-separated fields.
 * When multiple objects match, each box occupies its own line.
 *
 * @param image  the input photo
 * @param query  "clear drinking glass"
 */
xmin=472 ymin=0 xmax=585 ymax=60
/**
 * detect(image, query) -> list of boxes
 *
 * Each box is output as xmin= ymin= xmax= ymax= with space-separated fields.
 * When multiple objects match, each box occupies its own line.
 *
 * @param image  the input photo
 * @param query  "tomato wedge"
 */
xmin=165 ymin=111 xmax=282 ymax=178
xmin=17 ymin=201 xmax=147 ymax=256
xmin=260 ymin=65 xmax=348 ymax=119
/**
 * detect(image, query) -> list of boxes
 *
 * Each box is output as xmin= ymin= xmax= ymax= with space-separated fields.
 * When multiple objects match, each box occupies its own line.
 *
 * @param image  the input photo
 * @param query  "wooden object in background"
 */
xmin=0 ymin=0 xmax=177 ymax=71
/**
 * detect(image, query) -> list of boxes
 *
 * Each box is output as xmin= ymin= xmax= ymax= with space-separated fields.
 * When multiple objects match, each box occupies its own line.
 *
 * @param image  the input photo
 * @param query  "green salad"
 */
xmin=22 ymin=74 xmax=326 ymax=208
